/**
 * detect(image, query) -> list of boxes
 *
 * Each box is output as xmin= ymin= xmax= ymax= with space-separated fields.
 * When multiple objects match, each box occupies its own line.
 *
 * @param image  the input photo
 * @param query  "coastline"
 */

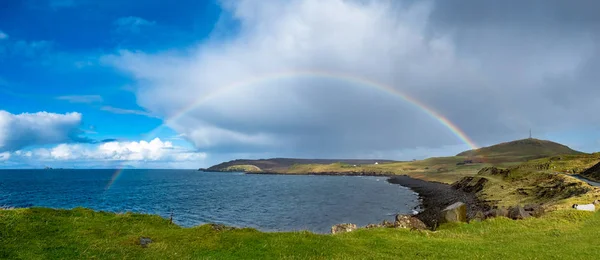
xmin=245 ymin=171 xmax=490 ymax=229
xmin=244 ymin=171 xmax=394 ymax=176
xmin=387 ymin=175 xmax=490 ymax=229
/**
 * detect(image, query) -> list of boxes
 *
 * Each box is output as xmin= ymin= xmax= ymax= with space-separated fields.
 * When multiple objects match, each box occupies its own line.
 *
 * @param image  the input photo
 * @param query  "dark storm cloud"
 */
xmin=106 ymin=0 xmax=600 ymax=159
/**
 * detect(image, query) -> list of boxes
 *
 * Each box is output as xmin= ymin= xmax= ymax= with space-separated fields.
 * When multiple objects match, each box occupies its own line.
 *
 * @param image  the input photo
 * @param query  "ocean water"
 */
xmin=0 ymin=169 xmax=419 ymax=233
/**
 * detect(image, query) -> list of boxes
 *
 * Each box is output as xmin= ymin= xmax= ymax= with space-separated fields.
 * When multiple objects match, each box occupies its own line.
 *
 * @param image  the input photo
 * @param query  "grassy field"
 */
xmin=1 ymin=207 xmax=599 ymax=259
xmin=222 ymin=164 xmax=262 ymax=172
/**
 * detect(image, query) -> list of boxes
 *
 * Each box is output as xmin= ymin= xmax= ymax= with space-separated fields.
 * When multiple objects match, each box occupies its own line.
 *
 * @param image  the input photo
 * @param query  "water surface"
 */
xmin=0 ymin=169 xmax=419 ymax=233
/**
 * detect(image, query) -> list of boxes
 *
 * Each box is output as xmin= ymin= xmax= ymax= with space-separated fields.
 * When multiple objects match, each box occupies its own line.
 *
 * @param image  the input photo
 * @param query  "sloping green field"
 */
xmin=1 ymin=208 xmax=599 ymax=259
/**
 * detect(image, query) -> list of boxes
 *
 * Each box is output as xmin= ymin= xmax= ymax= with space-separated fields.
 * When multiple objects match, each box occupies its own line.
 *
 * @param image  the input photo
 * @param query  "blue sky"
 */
xmin=1 ymin=0 xmax=600 ymax=168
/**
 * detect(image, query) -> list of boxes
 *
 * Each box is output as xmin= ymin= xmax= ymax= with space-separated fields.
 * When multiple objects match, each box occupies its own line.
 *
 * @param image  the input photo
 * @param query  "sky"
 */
xmin=0 ymin=0 xmax=599 ymax=169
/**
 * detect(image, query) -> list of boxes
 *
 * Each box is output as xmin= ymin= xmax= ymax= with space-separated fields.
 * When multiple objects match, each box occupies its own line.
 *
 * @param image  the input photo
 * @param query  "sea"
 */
xmin=0 ymin=169 xmax=419 ymax=233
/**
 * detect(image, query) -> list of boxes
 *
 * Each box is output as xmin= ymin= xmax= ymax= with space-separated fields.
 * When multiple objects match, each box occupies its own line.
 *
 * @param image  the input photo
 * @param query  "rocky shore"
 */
xmin=387 ymin=175 xmax=491 ymax=229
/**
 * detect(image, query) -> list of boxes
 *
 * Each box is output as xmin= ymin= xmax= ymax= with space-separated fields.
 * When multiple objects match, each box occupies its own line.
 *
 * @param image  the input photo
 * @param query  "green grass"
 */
xmin=222 ymin=165 xmax=262 ymax=172
xmin=457 ymin=138 xmax=582 ymax=159
xmin=1 ymin=207 xmax=600 ymax=259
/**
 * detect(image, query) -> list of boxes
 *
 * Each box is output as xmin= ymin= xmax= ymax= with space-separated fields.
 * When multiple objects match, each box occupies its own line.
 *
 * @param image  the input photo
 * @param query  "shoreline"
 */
xmin=387 ymin=175 xmax=490 ymax=229
xmin=244 ymin=171 xmax=394 ymax=176
xmin=245 ymin=171 xmax=490 ymax=229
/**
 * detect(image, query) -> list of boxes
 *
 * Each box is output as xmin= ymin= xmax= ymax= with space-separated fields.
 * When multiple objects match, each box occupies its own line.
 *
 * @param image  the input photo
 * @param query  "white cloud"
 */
xmin=0 ymin=110 xmax=85 ymax=152
xmin=114 ymin=16 xmax=156 ymax=34
xmin=3 ymin=138 xmax=207 ymax=168
xmin=106 ymin=0 xmax=600 ymax=158
xmin=0 ymin=152 xmax=10 ymax=161
xmin=0 ymin=30 xmax=8 ymax=40
xmin=57 ymin=95 xmax=103 ymax=103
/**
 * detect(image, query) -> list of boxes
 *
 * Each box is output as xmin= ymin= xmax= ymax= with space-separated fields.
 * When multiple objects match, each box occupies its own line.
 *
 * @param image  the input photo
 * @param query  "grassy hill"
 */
xmin=580 ymin=161 xmax=600 ymax=182
xmin=2 ymin=207 xmax=600 ymax=259
xmin=205 ymin=158 xmax=398 ymax=172
xmin=457 ymin=138 xmax=583 ymax=162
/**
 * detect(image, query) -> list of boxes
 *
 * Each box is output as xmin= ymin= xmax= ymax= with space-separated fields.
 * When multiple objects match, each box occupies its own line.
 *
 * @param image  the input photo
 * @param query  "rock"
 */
xmin=485 ymin=207 xmax=509 ymax=218
xmin=139 ymin=237 xmax=152 ymax=248
xmin=521 ymin=203 xmax=545 ymax=217
xmin=209 ymin=224 xmax=236 ymax=231
xmin=365 ymin=223 xmax=382 ymax=229
xmin=451 ymin=177 xmax=489 ymax=193
xmin=331 ymin=223 xmax=357 ymax=234
xmin=440 ymin=202 xmax=467 ymax=223
xmin=471 ymin=211 xmax=486 ymax=222
xmin=477 ymin=167 xmax=510 ymax=178
xmin=381 ymin=220 xmax=395 ymax=228
xmin=394 ymin=215 xmax=427 ymax=230
xmin=508 ymin=205 xmax=531 ymax=220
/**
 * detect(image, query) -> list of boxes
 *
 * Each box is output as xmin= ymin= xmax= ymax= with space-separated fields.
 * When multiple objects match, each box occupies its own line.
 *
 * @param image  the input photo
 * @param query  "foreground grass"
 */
xmin=1 ymin=208 xmax=600 ymax=259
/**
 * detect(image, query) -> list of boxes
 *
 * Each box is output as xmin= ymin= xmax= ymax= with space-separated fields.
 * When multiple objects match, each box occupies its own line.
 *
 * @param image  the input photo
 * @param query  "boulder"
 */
xmin=331 ymin=223 xmax=358 ymax=234
xmin=394 ymin=215 xmax=427 ymax=230
xmin=508 ymin=205 xmax=531 ymax=220
xmin=485 ymin=207 xmax=509 ymax=218
xmin=440 ymin=202 xmax=467 ymax=223
xmin=523 ymin=204 xmax=545 ymax=217
xmin=139 ymin=237 xmax=152 ymax=248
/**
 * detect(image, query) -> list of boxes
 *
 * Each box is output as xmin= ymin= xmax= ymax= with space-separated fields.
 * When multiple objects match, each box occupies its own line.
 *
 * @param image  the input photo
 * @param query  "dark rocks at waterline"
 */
xmin=336 ymin=214 xmax=427 ymax=233
xmin=387 ymin=175 xmax=490 ymax=230
xmin=394 ymin=214 xmax=428 ymax=230
xmin=331 ymin=223 xmax=358 ymax=234
xmin=250 ymin=171 xmax=394 ymax=176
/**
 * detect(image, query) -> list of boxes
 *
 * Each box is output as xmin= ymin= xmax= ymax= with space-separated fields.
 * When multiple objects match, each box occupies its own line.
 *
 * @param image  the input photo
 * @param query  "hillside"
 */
xmin=203 ymin=158 xmax=398 ymax=172
xmin=457 ymin=138 xmax=582 ymax=161
xmin=580 ymin=161 xmax=600 ymax=182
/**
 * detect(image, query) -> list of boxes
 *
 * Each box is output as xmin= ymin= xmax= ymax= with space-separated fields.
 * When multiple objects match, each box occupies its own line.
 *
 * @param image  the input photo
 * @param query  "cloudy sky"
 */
xmin=1 ymin=0 xmax=599 ymax=169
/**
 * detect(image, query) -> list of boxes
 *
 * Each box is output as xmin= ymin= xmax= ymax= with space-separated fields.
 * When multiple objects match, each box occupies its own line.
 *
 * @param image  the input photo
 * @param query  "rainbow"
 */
xmin=105 ymin=70 xmax=478 ymax=190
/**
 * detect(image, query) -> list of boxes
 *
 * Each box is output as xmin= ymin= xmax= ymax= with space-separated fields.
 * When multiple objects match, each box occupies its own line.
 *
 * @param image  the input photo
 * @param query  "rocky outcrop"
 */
xmin=440 ymin=202 xmax=467 ymax=223
xmin=478 ymin=167 xmax=510 ymax=178
xmin=484 ymin=207 xmax=509 ymax=218
xmin=388 ymin=176 xmax=490 ymax=230
xmin=580 ymin=162 xmax=600 ymax=182
xmin=331 ymin=223 xmax=358 ymax=234
xmin=394 ymin=214 xmax=427 ymax=230
xmin=451 ymin=177 xmax=488 ymax=193
xmin=534 ymin=177 xmax=590 ymax=200
xmin=484 ymin=204 xmax=544 ymax=220
xmin=507 ymin=205 xmax=531 ymax=220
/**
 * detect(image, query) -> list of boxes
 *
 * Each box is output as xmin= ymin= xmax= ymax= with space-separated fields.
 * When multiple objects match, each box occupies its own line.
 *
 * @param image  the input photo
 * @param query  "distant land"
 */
xmin=202 ymin=158 xmax=399 ymax=173
xmin=203 ymin=138 xmax=585 ymax=173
